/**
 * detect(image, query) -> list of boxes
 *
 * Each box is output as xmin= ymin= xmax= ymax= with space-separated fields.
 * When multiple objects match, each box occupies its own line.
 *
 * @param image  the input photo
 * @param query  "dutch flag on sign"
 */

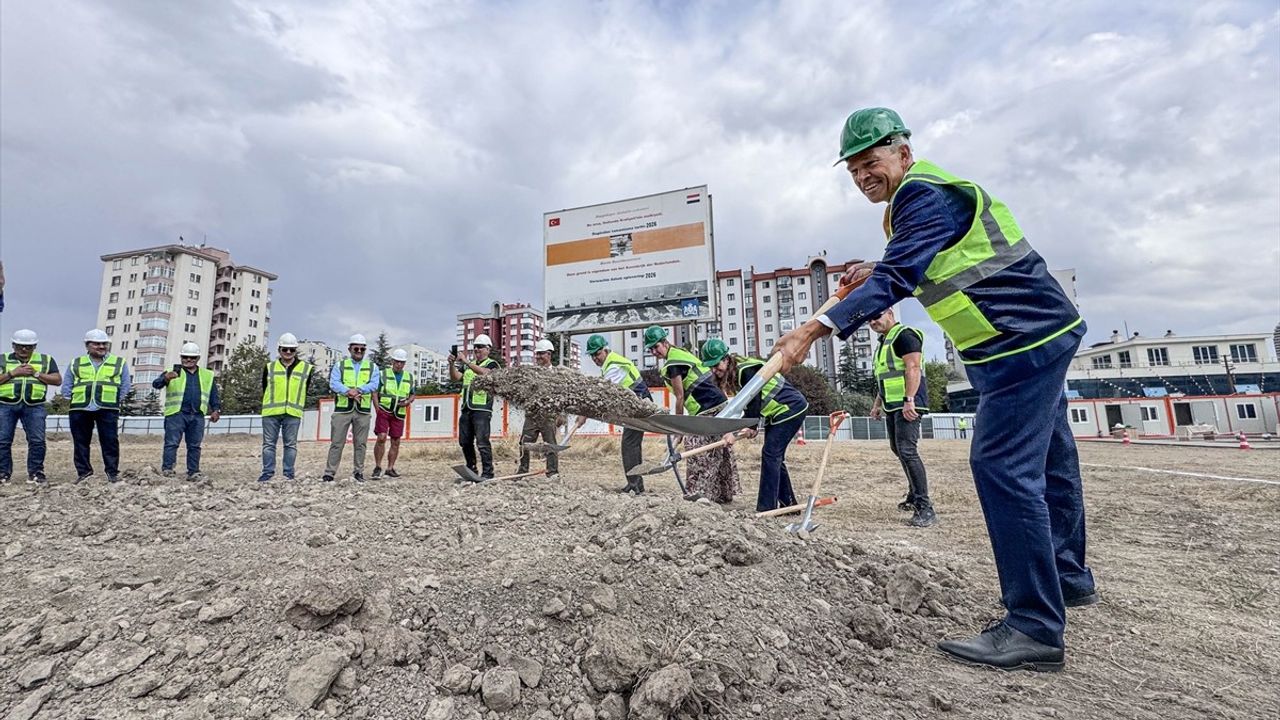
xmin=686 ymin=193 xmax=700 ymax=204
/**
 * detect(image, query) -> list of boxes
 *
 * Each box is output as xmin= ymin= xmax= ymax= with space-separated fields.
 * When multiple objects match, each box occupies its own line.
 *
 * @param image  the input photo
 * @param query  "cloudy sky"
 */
xmin=3 ymin=0 xmax=1278 ymax=366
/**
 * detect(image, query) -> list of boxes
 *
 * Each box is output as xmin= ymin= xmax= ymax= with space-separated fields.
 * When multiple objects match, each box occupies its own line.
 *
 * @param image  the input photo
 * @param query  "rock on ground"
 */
xmin=581 ymin=619 xmax=649 ymax=693
xmin=67 ymin=640 xmax=155 ymax=689
xmin=481 ymin=666 xmax=521 ymax=711
xmin=629 ymin=664 xmax=693 ymax=720
xmin=285 ymin=646 xmax=350 ymax=709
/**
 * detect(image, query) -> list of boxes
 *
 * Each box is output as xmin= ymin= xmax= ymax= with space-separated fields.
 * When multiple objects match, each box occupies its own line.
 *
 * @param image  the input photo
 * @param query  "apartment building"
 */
xmin=456 ymin=302 xmax=580 ymax=369
xmin=96 ymin=243 xmax=275 ymax=385
xmin=296 ymin=340 xmax=341 ymax=376
xmin=392 ymin=343 xmax=452 ymax=387
xmin=598 ymin=252 xmax=878 ymax=385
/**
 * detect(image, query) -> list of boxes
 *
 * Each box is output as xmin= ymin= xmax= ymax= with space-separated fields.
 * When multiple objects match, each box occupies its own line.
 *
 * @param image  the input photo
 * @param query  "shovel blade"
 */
xmin=605 ymin=413 xmax=759 ymax=436
xmin=625 ymin=458 xmax=675 ymax=477
xmin=451 ymin=464 xmax=482 ymax=483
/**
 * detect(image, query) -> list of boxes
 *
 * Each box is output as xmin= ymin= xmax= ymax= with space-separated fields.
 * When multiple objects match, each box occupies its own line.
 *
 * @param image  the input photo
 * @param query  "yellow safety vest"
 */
xmin=334 ymin=358 xmax=373 ymax=413
xmin=463 ymin=357 xmax=499 ymax=411
xmin=874 ymin=323 xmax=929 ymax=413
xmin=69 ymin=355 xmax=125 ymax=411
xmin=661 ymin=347 xmax=723 ymax=415
xmin=601 ymin=351 xmax=651 ymax=398
xmin=0 ymin=353 xmax=52 ymax=405
xmin=163 ymin=368 xmax=214 ymax=416
xmin=888 ymin=159 xmax=1082 ymax=364
xmin=262 ymin=359 xmax=311 ymax=418
xmin=378 ymin=370 xmax=413 ymax=419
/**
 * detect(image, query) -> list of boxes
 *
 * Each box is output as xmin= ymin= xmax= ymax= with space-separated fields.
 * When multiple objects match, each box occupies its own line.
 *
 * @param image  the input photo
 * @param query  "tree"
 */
xmin=414 ymin=381 xmax=445 ymax=396
xmin=371 ymin=331 xmax=392 ymax=369
xmin=837 ymin=342 xmax=878 ymax=395
xmin=139 ymin=389 xmax=162 ymax=416
xmin=219 ymin=340 xmax=271 ymax=414
xmin=545 ymin=331 xmax=574 ymax=367
xmin=925 ymin=359 xmax=951 ymax=412
xmin=839 ymin=391 xmax=877 ymax=417
xmin=119 ymin=387 xmax=142 ymax=416
xmin=305 ymin=366 xmax=331 ymax=409
xmin=783 ymin=364 xmax=840 ymax=416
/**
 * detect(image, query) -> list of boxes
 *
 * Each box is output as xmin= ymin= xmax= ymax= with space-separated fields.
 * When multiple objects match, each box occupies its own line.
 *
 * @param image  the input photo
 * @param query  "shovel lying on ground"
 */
xmin=625 ymin=429 xmax=754 ymax=476
xmin=522 ymin=422 xmax=580 ymax=456
xmin=718 ymin=276 xmax=869 ymax=420
xmin=755 ymin=496 xmax=838 ymax=518
xmin=785 ymin=411 xmax=848 ymax=535
xmin=451 ymin=466 xmax=549 ymax=484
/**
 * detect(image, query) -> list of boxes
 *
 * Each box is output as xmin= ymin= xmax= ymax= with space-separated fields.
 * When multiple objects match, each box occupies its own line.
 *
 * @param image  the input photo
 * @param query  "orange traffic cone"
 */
xmin=1238 ymin=432 xmax=1252 ymax=450
xmin=1121 ymin=429 xmax=1131 ymax=445
xmin=795 ymin=431 xmax=807 ymax=446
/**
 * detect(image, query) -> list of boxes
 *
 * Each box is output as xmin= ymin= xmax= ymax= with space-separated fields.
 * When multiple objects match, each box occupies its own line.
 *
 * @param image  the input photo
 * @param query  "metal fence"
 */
xmin=45 ymin=414 xmax=267 ymax=436
xmin=800 ymin=413 xmax=975 ymax=441
xmin=40 ymin=412 xmax=976 ymax=440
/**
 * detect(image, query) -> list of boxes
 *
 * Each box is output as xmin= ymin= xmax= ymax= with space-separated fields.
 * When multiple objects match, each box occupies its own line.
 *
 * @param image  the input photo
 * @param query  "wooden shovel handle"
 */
xmin=755 ymin=496 xmax=838 ymax=518
xmin=493 ymin=469 xmax=548 ymax=482
xmin=677 ymin=429 xmax=753 ymax=462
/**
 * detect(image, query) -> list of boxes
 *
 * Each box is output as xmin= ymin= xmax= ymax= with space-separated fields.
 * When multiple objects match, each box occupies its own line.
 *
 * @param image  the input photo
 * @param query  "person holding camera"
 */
xmin=449 ymin=335 xmax=499 ymax=480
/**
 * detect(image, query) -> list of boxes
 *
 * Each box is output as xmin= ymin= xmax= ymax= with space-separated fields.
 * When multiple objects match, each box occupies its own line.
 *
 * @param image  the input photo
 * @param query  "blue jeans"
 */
xmin=967 ymin=331 xmax=1094 ymax=649
xmin=0 ymin=403 xmax=48 ymax=477
xmin=162 ymin=412 xmax=206 ymax=475
xmin=757 ymin=413 xmax=803 ymax=512
xmin=262 ymin=415 xmax=301 ymax=477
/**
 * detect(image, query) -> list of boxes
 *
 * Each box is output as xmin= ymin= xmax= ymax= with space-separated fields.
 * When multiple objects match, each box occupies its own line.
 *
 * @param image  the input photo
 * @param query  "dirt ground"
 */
xmin=1 ymin=432 xmax=1277 ymax=720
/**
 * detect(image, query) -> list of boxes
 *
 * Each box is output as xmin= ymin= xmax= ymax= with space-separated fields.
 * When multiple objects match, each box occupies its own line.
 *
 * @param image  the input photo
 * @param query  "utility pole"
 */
xmin=1223 ymin=353 xmax=1236 ymax=394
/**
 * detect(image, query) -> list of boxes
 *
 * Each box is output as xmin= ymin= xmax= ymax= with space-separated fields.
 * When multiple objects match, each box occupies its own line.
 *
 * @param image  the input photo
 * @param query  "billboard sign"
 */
xmin=543 ymin=186 xmax=715 ymax=334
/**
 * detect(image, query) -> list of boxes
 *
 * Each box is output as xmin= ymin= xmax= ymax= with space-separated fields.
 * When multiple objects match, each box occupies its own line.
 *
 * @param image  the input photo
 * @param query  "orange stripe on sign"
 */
xmin=546 ymin=237 xmax=611 ymax=265
xmin=632 ymin=223 xmax=705 ymax=253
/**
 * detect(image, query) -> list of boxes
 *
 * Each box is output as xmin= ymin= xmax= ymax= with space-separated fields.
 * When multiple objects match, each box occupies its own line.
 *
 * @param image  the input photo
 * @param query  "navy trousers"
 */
xmin=756 ymin=414 xmax=803 ymax=512
xmin=967 ymin=334 xmax=1094 ymax=648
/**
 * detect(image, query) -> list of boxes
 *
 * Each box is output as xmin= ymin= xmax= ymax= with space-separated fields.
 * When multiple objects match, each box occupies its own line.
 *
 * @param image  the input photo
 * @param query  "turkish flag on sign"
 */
xmin=548 ymin=217 xmax=561 ymax=227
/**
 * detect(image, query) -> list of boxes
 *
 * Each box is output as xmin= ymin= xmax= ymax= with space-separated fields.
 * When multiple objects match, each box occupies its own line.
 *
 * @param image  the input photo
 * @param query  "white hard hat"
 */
xmin=277 ymin=332 xmax=299 ymax=348
xmin=534 ymin=339 xmax=554 ymax=353
xmin=473 ymin=334 xmax=492 ymax=347
xmin=349 ymin=334 xmax=367 ymax=346
xmin=11 ymin=329 xmax=38 ymax=345
xmin=180 ymin=342 xmax=201 ymax=356
xmin=84 ymin=328 xmax=110 ymax=343
xmin=391 ymin=349 xmax=408 ymax=362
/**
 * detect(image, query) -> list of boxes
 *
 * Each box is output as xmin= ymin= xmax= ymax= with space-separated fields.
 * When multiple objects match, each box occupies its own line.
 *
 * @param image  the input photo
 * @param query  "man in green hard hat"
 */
xmin=773 ymin=107 xmax=1094 ymax=672
xmin=581 ymin=334 xmax=652 ymax=494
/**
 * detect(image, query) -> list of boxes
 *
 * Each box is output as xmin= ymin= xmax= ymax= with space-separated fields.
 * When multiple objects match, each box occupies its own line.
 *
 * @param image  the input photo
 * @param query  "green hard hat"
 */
xmin=586 ymin=334 xmax=608 ymax=354
xmin=700 ymin=338 xmax=729 ymax=365
xmin=835 ymin=107 xmax=911 ymax=165
xmin=643 ymin=325 xmax=669 ymax=349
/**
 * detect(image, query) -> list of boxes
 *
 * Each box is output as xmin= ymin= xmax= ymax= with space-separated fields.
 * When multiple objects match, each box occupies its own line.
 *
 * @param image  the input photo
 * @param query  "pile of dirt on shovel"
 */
xmin=0 ymin=470 xmax=990 ymax=720
xmin=474 ymin=366 xmax=662 ymax=423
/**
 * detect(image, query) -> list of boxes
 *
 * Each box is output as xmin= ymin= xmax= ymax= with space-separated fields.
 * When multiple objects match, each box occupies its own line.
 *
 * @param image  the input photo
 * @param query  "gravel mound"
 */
xmin=474 ymin=366 xmax=661 ymax=423
xmin=0 ymin=471 xmax=985 ymax=719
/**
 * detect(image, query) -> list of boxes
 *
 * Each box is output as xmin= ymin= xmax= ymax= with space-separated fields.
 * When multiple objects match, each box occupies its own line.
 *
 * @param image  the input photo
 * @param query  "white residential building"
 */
xmin=295 ymin=340 xmax=341 ymax=376
xmin=97 ymin=243 xmax=275 ymax=385
xmin=595 ymin=252 xmax=878 ymax=386
xmin=392 ymin=343 xmax=452 ymax=387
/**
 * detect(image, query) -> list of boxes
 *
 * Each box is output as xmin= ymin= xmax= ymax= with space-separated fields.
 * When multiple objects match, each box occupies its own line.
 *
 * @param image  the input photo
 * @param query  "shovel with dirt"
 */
xmin=472 ymin=365 xmax=758 ymax=437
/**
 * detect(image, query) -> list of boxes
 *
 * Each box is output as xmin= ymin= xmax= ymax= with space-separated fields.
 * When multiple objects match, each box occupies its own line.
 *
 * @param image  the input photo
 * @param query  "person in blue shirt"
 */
xmin=151 ymin=342 xmax=221 ymax=481
xmin=324 ymin=334 xmax=381 ymax=482
xmin=62 ymin=328 xmax=130 ymax=483
xmin=774 ymin=108 xmax=1095 ymax=672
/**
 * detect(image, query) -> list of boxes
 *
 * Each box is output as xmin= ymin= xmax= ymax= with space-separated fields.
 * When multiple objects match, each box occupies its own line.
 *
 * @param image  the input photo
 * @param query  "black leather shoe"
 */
xmin=1065 ymin=590 xmax=1100 ymax=608
xmin=937 ymin=622 xmax=1065 ymax=672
